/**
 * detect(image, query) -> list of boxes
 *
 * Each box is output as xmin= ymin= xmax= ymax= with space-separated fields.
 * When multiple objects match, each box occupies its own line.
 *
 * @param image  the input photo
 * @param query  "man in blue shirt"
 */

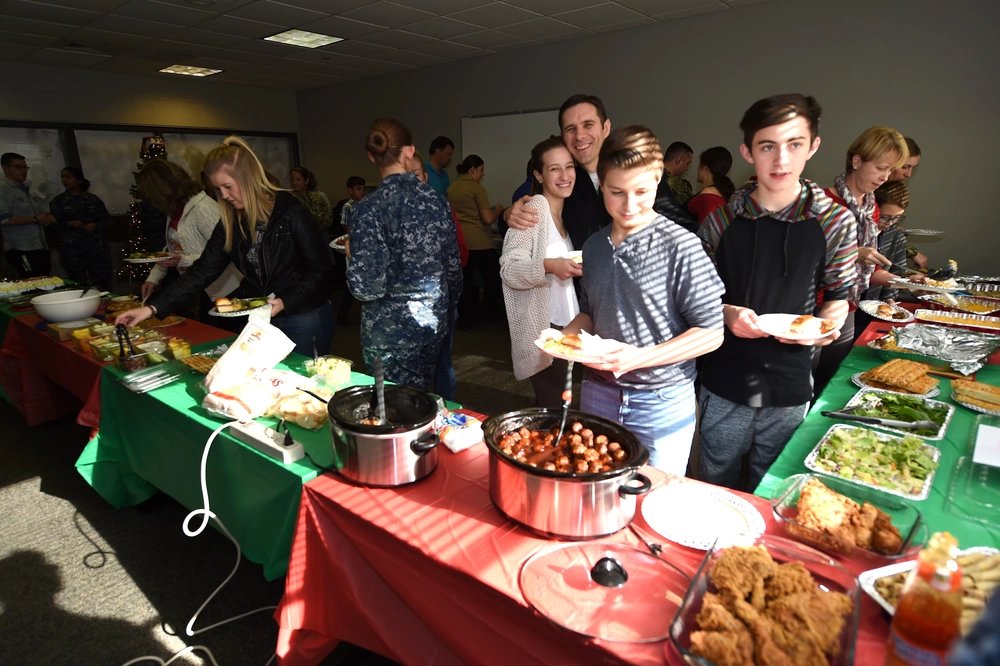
xmin=1 ymin=152 xmax=55 ymax=277
xmin=424 ymin=136 xmax=454 ymax=197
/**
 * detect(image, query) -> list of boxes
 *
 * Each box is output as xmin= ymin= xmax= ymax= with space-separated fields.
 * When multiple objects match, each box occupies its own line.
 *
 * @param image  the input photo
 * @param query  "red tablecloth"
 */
xmin=275 ymin=444 xmax=890 ymax=665
xmin=0 ymin=313 xmax=229 ymax=427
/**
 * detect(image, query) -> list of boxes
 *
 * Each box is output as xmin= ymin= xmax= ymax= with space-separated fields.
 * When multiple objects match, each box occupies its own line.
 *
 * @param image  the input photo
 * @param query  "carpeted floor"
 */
xmin=0 ymin=298 xmax=538 ymax=665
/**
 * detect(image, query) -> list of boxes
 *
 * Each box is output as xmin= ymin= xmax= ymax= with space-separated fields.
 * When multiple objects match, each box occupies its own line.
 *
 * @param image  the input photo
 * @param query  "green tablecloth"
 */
xmin=75 ymin=350 xmax=376 ymax=580
xmin=756 ymin=345 xmax=1000 ymax=549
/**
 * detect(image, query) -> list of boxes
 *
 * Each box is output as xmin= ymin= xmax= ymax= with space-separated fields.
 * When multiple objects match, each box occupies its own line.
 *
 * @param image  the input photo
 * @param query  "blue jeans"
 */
xmin=271 ymin=300 xmax=333 ymax=358
xmin=434 ymin=308 xmax=458 ymax=401
xmin=581 ymin=379 xmax=697 ymax=477
xmin=697 ymin=386 xmax=808 ymax=491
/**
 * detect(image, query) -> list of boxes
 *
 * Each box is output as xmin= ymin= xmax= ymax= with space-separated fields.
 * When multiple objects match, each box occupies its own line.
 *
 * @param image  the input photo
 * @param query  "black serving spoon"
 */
xmin=552 ymin=360 xmax=575 ymax=445
xmin=370 ymin=356 xmax=386 ymax=425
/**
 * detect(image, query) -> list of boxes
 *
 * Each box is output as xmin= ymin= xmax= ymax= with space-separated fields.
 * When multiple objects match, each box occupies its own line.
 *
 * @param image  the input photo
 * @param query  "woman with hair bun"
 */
xmin=447 ymin=154 xmax=505 ymax=327
xmin=116 ymin=136 xmax=334 ymax=357
xmin=49 ymin=166 xmax=113 ymax=289
xmin=347 ymin=117 xmax=463 ymax=390
xmin=687 ymin=146 xmax=735 ymax=223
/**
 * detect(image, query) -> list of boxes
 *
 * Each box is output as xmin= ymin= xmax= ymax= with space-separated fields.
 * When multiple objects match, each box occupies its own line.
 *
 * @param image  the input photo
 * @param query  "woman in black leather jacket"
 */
xmin=117 ymin=136 xmax=334 ymax=356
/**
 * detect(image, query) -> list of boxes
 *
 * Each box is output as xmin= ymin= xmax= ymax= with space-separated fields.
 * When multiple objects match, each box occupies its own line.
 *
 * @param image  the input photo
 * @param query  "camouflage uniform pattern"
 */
xmin=347 ymin=172 xmax=462 ymax=390
xmin=667 ymin=175 xmax=693 ymax=205
xmin=49 ymin=191 xmax=113 ymax=289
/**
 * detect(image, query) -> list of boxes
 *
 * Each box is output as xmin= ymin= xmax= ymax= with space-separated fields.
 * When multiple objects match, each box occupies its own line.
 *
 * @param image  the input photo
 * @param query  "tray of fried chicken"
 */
xmin=669 ymin=535 xmax=860 ymax=666
xmin=769 ymin=475 xmax=925 ymax=561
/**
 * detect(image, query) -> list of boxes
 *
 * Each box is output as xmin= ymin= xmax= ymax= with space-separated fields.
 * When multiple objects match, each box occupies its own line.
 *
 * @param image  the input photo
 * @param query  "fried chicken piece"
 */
xmin=765 ymin=561 xmax=816 ymax=602
xmin=795 ymin=478 xmax=903 ymax=554
xmin=852 ymin=501 xmax=877 ymax=548
xmin=731 ymin=598 xmax=795 ymax=666
xmin=872 ymin=510 xmax=904 ymax=554
xmin=691 ymin=593 xmax=754 ymax=666
xmin=765 ymin=590 xmax=854 ymax=658
xmin=709 ymin=546 xmax=777 ymax=602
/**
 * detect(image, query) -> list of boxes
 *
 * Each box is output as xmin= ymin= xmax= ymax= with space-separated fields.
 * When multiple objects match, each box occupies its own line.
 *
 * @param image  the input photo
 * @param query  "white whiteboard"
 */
xmin=461 ymin=109 xmax=559 ymax=206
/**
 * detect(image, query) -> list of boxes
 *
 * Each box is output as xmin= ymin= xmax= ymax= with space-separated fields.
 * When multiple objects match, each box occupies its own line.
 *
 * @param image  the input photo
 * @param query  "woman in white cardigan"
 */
xmin=137 ymin=159 xmax=238 ymax=311
xmin=500 ymin=137 xmax=582 ymax=407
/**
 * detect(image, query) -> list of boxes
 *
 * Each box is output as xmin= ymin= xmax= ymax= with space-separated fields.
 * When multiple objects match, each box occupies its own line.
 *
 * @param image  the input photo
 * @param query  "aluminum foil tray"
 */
xmin=914 ymin=309 xmax=1000 ymax=333
xmin=867 ymin=323 xmax=1000 ymax=374
xmin=841 ymin=388 xmax=955 ymax=441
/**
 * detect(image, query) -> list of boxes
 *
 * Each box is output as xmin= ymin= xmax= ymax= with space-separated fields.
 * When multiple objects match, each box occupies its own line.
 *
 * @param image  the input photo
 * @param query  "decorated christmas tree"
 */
xmin=117 ymin=134 xmax=167 ymax=281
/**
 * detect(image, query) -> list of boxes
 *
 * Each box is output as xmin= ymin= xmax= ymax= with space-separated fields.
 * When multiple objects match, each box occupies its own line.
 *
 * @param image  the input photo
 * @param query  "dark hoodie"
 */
xmin=698 ymin=180 xmax=858 ymax=407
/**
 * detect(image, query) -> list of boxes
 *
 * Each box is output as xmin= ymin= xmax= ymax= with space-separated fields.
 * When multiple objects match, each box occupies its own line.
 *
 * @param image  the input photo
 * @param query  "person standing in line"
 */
xmin=500 ymin=136 xmax=582 ymax=407
xmin=687 ymin=146 xmax=736 ymax=223
xmin=49 ymin=166 xmax=113 ymax=290
xmin=424 ymin=136 xmax=455 ymax=197
xmin=660 ymin=140 xmax=695 ymax=205
xmin=289 ymin=166 xmax=333 ymax=231
xmin=888 ymin=136 xmax=928 ymax=269
xmin=348 ymin=118 xmax=462 ymax=390
xmin=697 ymin=94 xmax=857 ymax=492
xmin=333 ymin=176 xmax=366 ymax=326
xmin=0 ymin=152 xmax=55 ymax=278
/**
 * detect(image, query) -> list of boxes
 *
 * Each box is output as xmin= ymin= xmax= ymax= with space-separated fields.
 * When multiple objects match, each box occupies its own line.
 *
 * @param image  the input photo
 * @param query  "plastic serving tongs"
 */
xmin=821 ymin=410 xmax=937 ymax=432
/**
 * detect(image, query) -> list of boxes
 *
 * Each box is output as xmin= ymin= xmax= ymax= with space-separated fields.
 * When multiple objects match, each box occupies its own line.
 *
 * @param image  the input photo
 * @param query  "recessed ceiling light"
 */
xmin=264 ymin=29 xmax=343 ymax=49
xmin=159 ymin=64 xmax=222 ymax=77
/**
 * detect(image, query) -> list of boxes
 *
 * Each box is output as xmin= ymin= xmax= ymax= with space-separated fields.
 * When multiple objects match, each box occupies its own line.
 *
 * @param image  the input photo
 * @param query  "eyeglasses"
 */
xmin=8 ymin=164 xmax=29 ymax=170
xmin=881 ymin=213 xmax=906 ymax=225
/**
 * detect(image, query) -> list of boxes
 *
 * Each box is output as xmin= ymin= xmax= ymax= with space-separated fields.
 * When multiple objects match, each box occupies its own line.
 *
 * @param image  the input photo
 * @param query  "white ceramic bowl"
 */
xmin=30 ymin=289 xmax=105 ymax=323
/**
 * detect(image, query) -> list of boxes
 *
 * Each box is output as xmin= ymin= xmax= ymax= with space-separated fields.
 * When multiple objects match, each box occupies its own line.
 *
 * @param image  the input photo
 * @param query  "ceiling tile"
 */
xmin=402 ymin=16 xmax=481 ymax=39
xmin=219 ymin=48 xmax=289 ymax=66
xmin=166 ymin=28 xmax=251 ymax=49
xmin=651 ymin=4 xmax=727 ymax=19
xmin=27 ymin=47 xmax=109 ymax=67
xmin=501 ymin=17 xmax=584 ymax=40
xmin=722 ymin=0 xmax=779 ymax=5
xmin=616 ymin=0 xmax=720 ymax=14
xmin=0 ymin=28 xmax=59 ymax=47
xmin=229 ymin=37 xmax=307 ymax=56
xmin=447 ymin=2 xmax=541 ymax=29
xmin=91 ymin=56 xmax=170 ymax=74
xmin=227 ymin=0 xmax=330 ymax=26
xmin=505 ymin=0 xmax=604 ymax=14
xmin=413 ymin=39 xmax=488 ymax=59
xmin=196 ymin=14 xmax=284 ymax=38
xmin=448 ymin=28 xmax=528 ymax=49
xmin=0 ymin=0 xmax=100 ymax=25
xmin=152 ymin=0 xmax=245 ymax=12
xmin=281 ymin=0 xmax=373 ymax=13
xmin=554 ymin=3 xmax=645 ymax=30
xmin=159 ymin=39 xmax=227 ymax=55
xmin=298 ymin=15 xmax=387 ymax=39
xmin=62 ymin=27 xmax=152 ymax=53
xmin=361 ymin=29 xmax=439 ymax=51
xmin=113 ymin=0 xmax=217 ymax=26
xmin=281 ymin=48 xmax=362 ymax=67
xmin=341 ymin=1 xmax=435 ymax=29
xmin=31 ymin=0 xmax=130 ymax=11
xmin=592 ymin=15 xmax=655 ymax=32
xmin=398 ymin=0 xmax=489 ymax=14
xmin=89 ymin=14 xmax=179 ymax=37
xmin=0 ymin=14 xmax=79 ymax=36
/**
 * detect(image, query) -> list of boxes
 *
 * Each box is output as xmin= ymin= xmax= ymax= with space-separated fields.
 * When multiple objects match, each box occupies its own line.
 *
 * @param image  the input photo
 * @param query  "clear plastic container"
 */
xmin=944 ymin=414 xmax=1000 ymax=526
xmin=302 ymin=355 xmax=353 ymax=386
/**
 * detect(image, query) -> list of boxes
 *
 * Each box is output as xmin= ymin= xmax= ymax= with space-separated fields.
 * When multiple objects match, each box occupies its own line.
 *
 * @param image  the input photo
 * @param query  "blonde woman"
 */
xmin=116 ymin=137 xmax=334 ymax=356
xmin=500 ymin=136 xmax=581 ymax=407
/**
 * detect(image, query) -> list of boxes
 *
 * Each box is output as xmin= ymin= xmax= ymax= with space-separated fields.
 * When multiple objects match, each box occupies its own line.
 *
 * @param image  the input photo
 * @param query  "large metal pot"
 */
xmin=483 ymin=408 xmax=651 ymax=539
xmin=327 ymin=385 xmax=439 ymax=486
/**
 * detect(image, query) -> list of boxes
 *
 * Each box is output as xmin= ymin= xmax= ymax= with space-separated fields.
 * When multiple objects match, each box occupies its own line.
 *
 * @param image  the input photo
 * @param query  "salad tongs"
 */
xmin=821 ymin=410 xmax=937 ymax=431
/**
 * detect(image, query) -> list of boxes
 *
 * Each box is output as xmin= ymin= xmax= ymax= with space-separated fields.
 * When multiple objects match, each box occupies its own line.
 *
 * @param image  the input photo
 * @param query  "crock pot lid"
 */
xmin=518 ymin=541 xmax=690 ymax=642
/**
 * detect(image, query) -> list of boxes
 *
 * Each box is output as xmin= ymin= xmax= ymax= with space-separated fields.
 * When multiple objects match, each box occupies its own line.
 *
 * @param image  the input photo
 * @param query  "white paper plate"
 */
xmin=640 ymin=483 xmax=766 ymax=551
xmin=859 ymin=300 xmax=914 ymax=323
xmin=755 ymin=313 xmax=838 ymax=341
xmin=851 ymin=372 xmax=940 ymax=398
xmin=533 ymin=329 xmax=617 ymax=363
xmin=208 ymin=305 xmax=271 ymax=318
xmin=329 ymin=234 xmax=348 ymax=254
xmin=124 ymin=255 xmax=171 ymax=264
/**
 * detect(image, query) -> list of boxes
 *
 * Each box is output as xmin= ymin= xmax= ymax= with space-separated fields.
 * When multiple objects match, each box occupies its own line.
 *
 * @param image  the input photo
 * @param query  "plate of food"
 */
xmin=755 ymin=313 xmax=838 ymax=340
xmin=859 ymin=299 xmax=914 ymax=323
xmin=770 ymin=474 xmax=924 ymax=560
xmin=533 ymin=328 xmax=615 ymax=363
xmin=833 ymin=388 xmax=954 ymax=440
xmin=914 ymin=309 xmax=1000 ymax=332
xmin=669 ymin=535 xmax=860 ymax=666
xmin=124 ymin=251 xmax=172 ymax=264
xmin=641 ymin=482 xmax=766 ymax=551
xmin=919 ymin=294 xmax=1000 ymax=315
xmin=804 ymin=423 xmax=941 ymax=501
xmin=952 ymin=379 xmax=1000 ymax=416
xmin=889 ymin=277 xmax=961 ymax=293
xmin=859 ymin=547 xmax=999 ymax=635
xmin=851 ymin=359 xmax=940 ymax=397
xmin=208 ymin=297 xmax=271 ymax=317
xmin=329 ymin=234 xmax=348 ymax=254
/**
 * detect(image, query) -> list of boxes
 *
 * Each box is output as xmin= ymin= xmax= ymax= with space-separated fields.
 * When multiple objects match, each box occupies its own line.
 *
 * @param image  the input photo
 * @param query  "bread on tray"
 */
xmin=952 ymin=380 xmax=1000 ymax=411
xmin=860 ymin=359 xmax=939 ymax=394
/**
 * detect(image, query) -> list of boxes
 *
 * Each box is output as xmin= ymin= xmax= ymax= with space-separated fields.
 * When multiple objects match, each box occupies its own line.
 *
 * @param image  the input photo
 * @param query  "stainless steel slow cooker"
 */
xmin=482 ymin=408 xmax=651 ymax=539
xmin=327 ymin=385 xmax=439 ymax=487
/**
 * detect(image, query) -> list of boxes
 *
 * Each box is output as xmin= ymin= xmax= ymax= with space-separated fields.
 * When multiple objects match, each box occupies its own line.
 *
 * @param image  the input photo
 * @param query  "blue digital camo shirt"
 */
xmin=347 ymin=172 xmax=463 ymax=375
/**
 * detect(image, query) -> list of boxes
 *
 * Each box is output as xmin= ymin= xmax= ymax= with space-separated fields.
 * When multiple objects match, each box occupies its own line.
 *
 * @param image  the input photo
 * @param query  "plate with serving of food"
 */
xmin=329 ymin=234 xmax=349 ymax=254
xmin=859 ymin=299 xmax=914 ymax=323
xmin=533 ymin=328 xmax=616 ymax=363
xmin=755 ymin=313 xmax=838 ymax=341
xmin=124 ymin=251 xmax=172 ymax=264
xmin=208 ymin=296 xmax=271 ymax=317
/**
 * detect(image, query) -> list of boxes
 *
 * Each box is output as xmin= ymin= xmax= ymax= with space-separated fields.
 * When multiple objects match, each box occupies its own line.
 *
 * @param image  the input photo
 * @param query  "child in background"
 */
xmin=561 ymin=125 xmax=725 ymax=476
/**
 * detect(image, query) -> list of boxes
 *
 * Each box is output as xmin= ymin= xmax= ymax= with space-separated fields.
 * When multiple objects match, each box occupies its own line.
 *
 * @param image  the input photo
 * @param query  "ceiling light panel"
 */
xmin=159 ymin=63 xmax=223 ymax=76
xmin=265 ymin=29 xmax=343 ymax=48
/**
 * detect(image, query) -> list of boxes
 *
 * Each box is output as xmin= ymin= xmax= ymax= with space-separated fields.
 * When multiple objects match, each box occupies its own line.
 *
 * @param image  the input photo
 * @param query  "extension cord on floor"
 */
xmin=230 ymin=420 xmax=304 ymax=464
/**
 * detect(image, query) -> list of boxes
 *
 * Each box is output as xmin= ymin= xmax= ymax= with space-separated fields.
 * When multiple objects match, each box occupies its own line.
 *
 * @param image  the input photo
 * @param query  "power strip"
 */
xmin=229 ymin=420 xmax=305 ymax=464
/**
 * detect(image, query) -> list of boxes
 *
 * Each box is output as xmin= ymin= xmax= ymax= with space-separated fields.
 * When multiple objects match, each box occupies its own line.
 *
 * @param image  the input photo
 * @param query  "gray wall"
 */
xmin=297 ymin=0 xmax=1000 ymax=275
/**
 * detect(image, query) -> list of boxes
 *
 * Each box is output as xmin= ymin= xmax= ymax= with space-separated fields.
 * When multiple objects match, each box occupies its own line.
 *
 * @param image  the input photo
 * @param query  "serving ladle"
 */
xmin=552 ymin=360 xmax=575 ymax=445
xmin=370 ymin=356 xmax=386 ymax=425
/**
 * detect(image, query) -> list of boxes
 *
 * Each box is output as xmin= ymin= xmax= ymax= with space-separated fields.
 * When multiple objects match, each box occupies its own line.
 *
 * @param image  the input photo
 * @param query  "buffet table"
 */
xmin=0 ymin=311 xmax=230 ymax=428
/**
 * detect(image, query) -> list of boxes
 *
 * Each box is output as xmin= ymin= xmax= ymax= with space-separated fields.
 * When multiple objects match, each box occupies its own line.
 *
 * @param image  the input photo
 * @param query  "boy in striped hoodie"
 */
xmin=696 ymin=94 xmax=858 ymax=491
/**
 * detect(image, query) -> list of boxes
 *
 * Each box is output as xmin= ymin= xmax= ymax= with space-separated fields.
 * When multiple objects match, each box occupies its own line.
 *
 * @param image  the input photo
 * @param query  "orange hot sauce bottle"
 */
xmin=885 ymin=532 xmax=963 ymax=666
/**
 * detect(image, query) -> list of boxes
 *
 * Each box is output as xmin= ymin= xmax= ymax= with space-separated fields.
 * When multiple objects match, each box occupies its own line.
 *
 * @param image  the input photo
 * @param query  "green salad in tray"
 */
xmin=811 ymin=425 xmax=939 ymax=498
xmin=850 ymin=392 xmax=949 ymax=437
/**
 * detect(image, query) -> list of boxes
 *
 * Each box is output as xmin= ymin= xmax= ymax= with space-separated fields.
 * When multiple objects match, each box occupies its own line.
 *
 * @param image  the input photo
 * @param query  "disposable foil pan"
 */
xmin=867 ymin=323 xmax=1000 ymax=374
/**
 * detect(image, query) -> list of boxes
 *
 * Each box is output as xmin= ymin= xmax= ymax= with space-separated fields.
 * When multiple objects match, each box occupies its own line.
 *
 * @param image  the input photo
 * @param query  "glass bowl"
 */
xmin=770 ymin=473 xmax=926 ymax=561
xmin=669 ymin=534 xmax=860 ymax=666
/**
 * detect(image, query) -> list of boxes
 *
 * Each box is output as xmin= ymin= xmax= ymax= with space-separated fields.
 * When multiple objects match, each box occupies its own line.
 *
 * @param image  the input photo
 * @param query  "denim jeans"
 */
xmin=434 ymin=308 xmax=458 ymax=401
xmin=697 ymin=386 xmax=808 ymax=491
xmin=271 ymin=300 xmax=333 ymax=358
xmin=581 ymin=379 xmax=697 ymax=477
